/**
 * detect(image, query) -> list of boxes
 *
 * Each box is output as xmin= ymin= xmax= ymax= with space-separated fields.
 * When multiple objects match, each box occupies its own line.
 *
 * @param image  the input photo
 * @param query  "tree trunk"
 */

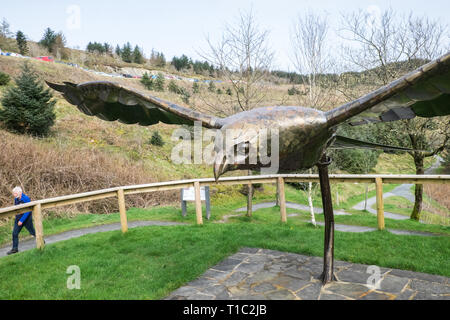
xmin=307 ymin=169 xmax=316 ymax=226
xmin=410 ymin=155 xmax=424 ymax=221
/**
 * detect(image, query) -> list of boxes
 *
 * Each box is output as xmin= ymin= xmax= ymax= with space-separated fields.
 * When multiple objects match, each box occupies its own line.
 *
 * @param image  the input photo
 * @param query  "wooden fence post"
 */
xmin=375 ymin=177 xmax=385 ymax=230
xmin=32 ymin=203 xmax=45 ymax=250
xmin=194 ymin=181 xmax=203 ymax=225
xmin=278 ymin=177 xmax=287 ymax=223
xmin=117 ymin=188 xmax=128 ymax=233
xmin=247 ymin=183 xmax=253 ymax=217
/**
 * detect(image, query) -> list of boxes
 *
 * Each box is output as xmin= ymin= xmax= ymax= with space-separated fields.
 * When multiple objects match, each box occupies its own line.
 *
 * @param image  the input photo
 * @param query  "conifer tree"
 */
xmin=140 ymin=72 xmax=154 ymax=90
xmin=115 ymin=44 xmax=122 ymax=57
xmin=16 ymin=31 xmax=28 ymax=55
xmin=39 ymin=27 xmax=57 ymax=53
xmin=121 ymin=42 xmax=132 ymax=63
xmin=0 ymin=62 xmax=56 ymax=136
xmin=154 ymin=73 xmax=165 ymax=91
xmin=132 ymin=45 xmax=144 ymax=64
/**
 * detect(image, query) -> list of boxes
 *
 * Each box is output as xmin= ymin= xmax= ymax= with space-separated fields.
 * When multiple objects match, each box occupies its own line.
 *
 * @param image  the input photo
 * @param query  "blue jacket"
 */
xmin=15 ymin=193 xmax=32 ymax=223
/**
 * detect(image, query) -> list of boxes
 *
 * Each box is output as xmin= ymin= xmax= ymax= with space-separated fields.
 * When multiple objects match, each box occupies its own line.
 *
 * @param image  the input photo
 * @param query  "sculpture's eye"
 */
xmin=235 ymin=141 xmax=249 ymax=156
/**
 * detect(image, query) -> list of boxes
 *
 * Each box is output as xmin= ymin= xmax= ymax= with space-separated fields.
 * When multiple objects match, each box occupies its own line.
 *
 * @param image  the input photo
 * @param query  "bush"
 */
xmin=168 ymin=80 xmax=190 ymax=104
xmin=0 ymin=130 xmax=177 ymax=214
xmin=192 ymin=82 xmax=200 ymax=94
xmin=154 ymin=73 xmax=165 ymax=91
xmin=0 ymin=72 xmax=10 ymax=86
xmin=0 ymin=62 xmax=55 ymax=136
xmin=149 ymin=131 xmax=164 ymax=146
xmin=168 ymin=80 xmax=180 ymax=94
xmin=288 ymin=86 xmax=300 ymax=95
xmin=208 ymin=81 xmax=216 ymax=92
xmin=141 ymin=72 xmax=154 ymax=90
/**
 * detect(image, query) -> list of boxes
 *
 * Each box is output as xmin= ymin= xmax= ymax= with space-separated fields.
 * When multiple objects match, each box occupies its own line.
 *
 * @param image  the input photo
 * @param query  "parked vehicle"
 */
xmin=34 ymin=56 xmax=54 ymax=62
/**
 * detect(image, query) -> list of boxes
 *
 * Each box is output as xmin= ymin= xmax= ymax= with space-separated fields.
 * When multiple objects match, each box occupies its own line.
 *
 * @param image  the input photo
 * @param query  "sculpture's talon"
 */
xmin=319 ymin=272 xmax=338 ymax=285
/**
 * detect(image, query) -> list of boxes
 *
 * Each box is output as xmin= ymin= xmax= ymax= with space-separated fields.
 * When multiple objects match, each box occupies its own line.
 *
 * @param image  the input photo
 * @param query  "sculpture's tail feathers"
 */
xmin=330 ymin=135 xmax=420 ymax=153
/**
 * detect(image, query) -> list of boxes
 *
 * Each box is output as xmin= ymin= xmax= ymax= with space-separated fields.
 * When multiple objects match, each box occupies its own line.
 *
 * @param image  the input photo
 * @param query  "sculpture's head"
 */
xmin=212 ymin=106 xmax=331 ymax=181
xmin=212 ymin=109 xmax=280 ymax=181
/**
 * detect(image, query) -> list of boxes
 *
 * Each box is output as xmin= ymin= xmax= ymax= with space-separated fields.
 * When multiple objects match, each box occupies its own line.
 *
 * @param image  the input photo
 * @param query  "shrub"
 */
xmin=168 ymin=80 xmax=180 ymax=94
xmin=208 ymin=81 xmax=216 ymax=92
xmin=192 ymin=82 xmax=200 ymax=94
xmin=0 ymin=62 xmax=55 ymax=136
xmin=0 ymin=72 xmax=10 ymax=86
xmin=154 ymin=73 xmax=165 ymax=91
xmin=288 ymin=86 xmax=300 ymax=95
xmin=141 ymin=72 xmax=154 ymax=90
xmin=150 ymin=131 xmax=164 ymax=146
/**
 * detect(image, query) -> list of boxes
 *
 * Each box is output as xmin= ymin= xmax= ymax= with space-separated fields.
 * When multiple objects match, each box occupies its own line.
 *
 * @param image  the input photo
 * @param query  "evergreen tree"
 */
xmin=39 ymin=27 xmax=57 ymax=53
xmin=115 ymin=44 xmax=122 ymax=57
xmin=140 ymin=72 xmax=154 ymax=90
xmin=208 ymin=81 xmax=216 ymax=92
xmin=16 ymin=31 xmax=28 ymax=55
xmin=153 ymin=73 xmax=165 ymax=91
xmin=192 ymin=82 xmax=200 ymax=94
xmin=171 ymin=54 xmax=191 ymax=71
xmin=155 ymin=52 xmax=166 ymax=67
xmin=149 ymin=131 xmax=164 ymax=146
xmin=121 ymin=42 xmax=132 ymax=63
xmin=103 ymin=43 xmax=112 ymax=55
xmin=0 ymin=71 xmax=10 ymax=86
xmin=0 ymin=62 xmax=56 ymax=136
xmin=132 ymin=45 xmax=144 ymax=64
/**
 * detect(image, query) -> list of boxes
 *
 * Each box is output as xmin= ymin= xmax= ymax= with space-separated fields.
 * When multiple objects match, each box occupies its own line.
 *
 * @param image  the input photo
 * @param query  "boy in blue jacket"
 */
xmin=7 ymin=187 xmax=36 ymax=255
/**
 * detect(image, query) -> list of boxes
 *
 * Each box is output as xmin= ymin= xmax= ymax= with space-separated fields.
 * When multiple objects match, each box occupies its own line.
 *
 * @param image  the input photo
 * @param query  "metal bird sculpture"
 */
xmin=47 ymin=52 xmax=450 ymax=284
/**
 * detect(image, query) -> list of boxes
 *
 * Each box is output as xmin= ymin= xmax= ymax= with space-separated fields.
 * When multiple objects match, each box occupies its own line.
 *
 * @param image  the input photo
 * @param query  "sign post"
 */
xmin=181 ymin=185 xmax=211 ymax=220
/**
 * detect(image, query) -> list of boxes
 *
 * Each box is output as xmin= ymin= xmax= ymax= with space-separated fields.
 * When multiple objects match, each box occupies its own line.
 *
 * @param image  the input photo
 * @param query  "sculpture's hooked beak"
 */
xmin=213 ymin=152 xmax=230 ymax=182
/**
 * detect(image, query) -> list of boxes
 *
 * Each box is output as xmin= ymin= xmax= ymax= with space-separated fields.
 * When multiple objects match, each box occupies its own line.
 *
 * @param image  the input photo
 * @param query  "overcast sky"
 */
xmin=2 ymin=0 xmax=449 ymax=71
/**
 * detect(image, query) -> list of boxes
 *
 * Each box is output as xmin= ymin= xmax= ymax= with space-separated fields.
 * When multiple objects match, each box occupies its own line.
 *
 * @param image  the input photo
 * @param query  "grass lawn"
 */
xmin=371 ymin=195 xmax=449 ymax=226
xmin=0 ymin=210 xmax=448 ymax=299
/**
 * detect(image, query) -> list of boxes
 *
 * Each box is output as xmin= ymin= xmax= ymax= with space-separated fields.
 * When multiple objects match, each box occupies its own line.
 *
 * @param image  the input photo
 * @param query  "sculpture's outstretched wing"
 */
xmin=330 ymin=135 xmax=415 ymax=152
xmin=326 ymin=52 xmax=450 ymax=127
xmin=46 ymin=81 xmax=224 ymax=129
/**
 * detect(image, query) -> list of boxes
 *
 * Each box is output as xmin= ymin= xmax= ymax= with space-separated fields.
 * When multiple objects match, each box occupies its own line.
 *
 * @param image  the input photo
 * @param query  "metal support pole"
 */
xmin=317 ymin=154 xmax=336 ymax=285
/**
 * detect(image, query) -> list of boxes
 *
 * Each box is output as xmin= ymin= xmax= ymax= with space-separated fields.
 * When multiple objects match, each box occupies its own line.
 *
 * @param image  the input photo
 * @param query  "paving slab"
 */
xmin=165 ymin=247 xmax=450 ymax=300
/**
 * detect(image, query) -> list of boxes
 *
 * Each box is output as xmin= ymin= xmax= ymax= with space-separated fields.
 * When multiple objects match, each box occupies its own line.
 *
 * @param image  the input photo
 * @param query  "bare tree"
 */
xmin=339 ymin=8 xmax=450 ymax=221
xmin=199 ymin=8 xmax=275 ymax=116
xmin=199 ymin=9 xmax=275 ymax=217
xmin=290 ymin=11 xmax=336 ymax=225
xmin=291 ymin=11 xmax=335 ymax=110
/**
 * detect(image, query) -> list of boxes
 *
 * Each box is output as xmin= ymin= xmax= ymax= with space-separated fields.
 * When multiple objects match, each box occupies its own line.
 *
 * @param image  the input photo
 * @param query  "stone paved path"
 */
xmin=165 ymin=247 xmax=450 ymax=300
xmin=0 ymin=220 xmax=186 ymax=258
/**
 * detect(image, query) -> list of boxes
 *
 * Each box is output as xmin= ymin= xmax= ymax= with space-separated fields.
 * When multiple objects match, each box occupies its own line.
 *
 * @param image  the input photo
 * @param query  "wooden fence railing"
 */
xmin=1 ymin=174 xmax=449 ymax=250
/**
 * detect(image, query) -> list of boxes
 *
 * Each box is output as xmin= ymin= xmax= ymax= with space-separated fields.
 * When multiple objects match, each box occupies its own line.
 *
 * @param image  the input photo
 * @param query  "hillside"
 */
xmin=0 ymin=53 xmax=448 ymax=219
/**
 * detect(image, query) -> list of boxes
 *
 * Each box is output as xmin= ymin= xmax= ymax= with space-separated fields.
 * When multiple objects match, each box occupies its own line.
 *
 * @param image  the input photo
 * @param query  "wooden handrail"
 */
xmin=1 ymin=173 xmax=449 ymax=248
xmin=1 ymin=174 xmax=449 ymax=218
